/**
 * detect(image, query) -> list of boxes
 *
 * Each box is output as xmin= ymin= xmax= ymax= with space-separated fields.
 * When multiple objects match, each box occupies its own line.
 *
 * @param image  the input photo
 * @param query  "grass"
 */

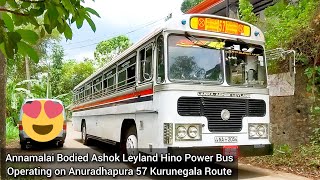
xmin=6 ymin=118 xmax=19 ymax=143
xmin=240 ymin=144 xmax=320 ymax=179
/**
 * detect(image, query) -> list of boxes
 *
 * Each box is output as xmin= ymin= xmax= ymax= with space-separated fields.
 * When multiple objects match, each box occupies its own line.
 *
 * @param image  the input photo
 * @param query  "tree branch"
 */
xmin=19 ymin=0 xmax=46 ymax=3
xmin=0 ymin=8 xmax=28 ymax=16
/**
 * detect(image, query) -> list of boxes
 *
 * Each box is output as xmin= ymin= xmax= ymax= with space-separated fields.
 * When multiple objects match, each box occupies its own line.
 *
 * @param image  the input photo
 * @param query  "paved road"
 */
xmin=14 ymin=122 xmax=311 ymax=180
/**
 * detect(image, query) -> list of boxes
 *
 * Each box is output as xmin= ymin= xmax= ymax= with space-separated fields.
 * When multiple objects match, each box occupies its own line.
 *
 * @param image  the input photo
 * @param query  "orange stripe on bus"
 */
xmin=186 ymin=0 xmax=223 ymax=14
xmin=72 ymin=88 xmax=153 ymax=111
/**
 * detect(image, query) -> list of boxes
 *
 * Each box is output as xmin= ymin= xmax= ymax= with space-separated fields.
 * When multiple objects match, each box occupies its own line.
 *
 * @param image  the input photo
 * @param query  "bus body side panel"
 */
xmin=136 ymin=112 xmax=162 ymax=153
xmin=72 ymin=112 xmax=97 ymax=136
xmin=72 ymin=115 xmax=82 ymax=132
xmin=72 ymin=98 xmax=155 ymax=143
xmin=72 ymin=111 xmax=99 ymax=137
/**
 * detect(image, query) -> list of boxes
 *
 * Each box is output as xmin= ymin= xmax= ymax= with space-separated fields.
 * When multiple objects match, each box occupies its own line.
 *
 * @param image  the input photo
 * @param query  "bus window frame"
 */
xmin=85 ymin=82 xmax=93 ymax=100
xmin=116 ymin=53 xmax=137 ymax=91
xmin=156 ymin=35 xmax=165 ymax=84
xmin=138 ymin=42 xmax=154 ymax=84
xmin=93 ymin=75 xmax=102 ymax=98
xmin=103 ymin=66 xmax=116 ymax=94
xmin=166 ymin=33 xmax=224 ymax=85
xmin=79 ymin=86 xmax=84 ymax=102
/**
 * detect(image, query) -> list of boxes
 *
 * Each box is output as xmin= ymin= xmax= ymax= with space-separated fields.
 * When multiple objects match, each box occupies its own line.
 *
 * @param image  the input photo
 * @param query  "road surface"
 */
xmin=10 ymin=122 xmax=311 ymax=180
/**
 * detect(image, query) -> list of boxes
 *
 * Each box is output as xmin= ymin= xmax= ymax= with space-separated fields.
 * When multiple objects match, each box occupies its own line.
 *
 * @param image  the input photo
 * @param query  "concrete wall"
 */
xmin=269 ymin=66 xmax=313 ymax=147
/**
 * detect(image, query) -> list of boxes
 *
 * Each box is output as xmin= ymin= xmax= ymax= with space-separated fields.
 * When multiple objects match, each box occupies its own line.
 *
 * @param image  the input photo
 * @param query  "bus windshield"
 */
xmin=224 ymin=42 xmax=267 ymax=87
xmin=168 ymin=35 xmax=223 ymax=83
xmin=168 ymin=34 xmax=267 ymax=87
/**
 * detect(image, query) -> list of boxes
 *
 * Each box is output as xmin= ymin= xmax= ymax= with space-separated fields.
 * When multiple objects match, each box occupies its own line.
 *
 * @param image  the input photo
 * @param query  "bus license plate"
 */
xmin=214 ymin=136 xmax=237 ymax=143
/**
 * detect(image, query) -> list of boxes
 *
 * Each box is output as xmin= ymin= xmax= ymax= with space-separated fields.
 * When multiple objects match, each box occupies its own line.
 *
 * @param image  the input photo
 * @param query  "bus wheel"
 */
xmin=121 ymin=126 xmax=138 ymax=156
xmin=81 ymin=123 xmax=89 ymax=145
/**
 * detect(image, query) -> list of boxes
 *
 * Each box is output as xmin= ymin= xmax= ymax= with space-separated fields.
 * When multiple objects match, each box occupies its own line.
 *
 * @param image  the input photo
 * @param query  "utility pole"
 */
xmin=46 ymin=59 xmax=51 ymax=98
xmin=226 ymin=0 xmax=230 ymax=17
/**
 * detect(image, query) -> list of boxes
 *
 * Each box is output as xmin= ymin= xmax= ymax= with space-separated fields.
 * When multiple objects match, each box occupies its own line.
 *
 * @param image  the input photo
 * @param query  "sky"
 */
xmin=61 ymin=0 xmax=184 ymax=61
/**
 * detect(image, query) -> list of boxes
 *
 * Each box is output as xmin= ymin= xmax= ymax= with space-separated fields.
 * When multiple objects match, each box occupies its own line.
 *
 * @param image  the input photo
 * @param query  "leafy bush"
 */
xmin=6 ymin=117 xmax=19 ymax=142
xmin=276 ymin=144 xmax=293 ymax=157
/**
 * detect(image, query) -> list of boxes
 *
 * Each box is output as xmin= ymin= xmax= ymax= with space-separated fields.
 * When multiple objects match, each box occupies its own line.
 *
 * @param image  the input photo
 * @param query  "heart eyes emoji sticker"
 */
xmin=22 ymin=101 xmax=42 ymax=119
xmin=44 ymin=101 xmax=63 ymax=119
xmin=21 ymin=100 xmax=64 ymax=142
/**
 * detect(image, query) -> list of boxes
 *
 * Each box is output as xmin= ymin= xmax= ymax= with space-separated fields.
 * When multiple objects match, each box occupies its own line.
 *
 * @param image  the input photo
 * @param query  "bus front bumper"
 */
xmin=167 ymin=144 xmax=273 ymax=157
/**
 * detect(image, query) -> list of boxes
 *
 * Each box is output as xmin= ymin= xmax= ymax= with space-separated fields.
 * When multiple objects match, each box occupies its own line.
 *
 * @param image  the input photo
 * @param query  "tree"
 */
xmin=239 ymin=0 xmax=257 ymax=24
xmin=94 ymin=35 xmax=131 ymax=67
xmin=263 ymin=0 xmax=319 ymax=49
xmin=50 ymin=43 xmax=64 ymax=97
xmin=0 ymin=0 xmax=100 ymax=172
xmin=180 ymin=0 xmax=204 ymax=13
xmin=57 ymin=59 xmax=95 ymax=106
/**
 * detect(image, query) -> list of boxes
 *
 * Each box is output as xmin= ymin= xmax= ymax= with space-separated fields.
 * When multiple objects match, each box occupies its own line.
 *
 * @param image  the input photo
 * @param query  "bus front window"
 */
xmin=224 ymin=43 xmax=267 ymax=87
xmin=168 ymin=35 xmax=223 ymax=83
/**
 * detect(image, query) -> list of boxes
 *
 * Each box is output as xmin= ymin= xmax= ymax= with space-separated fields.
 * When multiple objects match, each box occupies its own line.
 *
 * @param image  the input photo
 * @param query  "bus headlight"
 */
xmin=187 ymin=126 xmax=198 ymax=138
xmin=257 ymin=125 xmax=266 ymax=136
xmin=175 ymin=124 xmax=201 ymax=141
xmin=248 ymin=123 xmax=268 ymax=139
xmin=176 ymin=126 xmax=187 ymax=139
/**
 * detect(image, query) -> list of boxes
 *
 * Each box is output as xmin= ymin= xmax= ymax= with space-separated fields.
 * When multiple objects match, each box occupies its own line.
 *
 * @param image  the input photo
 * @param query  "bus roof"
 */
xmin=74 ymin=14 xmax=264 ymax=90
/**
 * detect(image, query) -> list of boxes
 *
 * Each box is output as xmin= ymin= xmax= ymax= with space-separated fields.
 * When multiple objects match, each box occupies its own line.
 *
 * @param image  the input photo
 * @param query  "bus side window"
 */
xmin=156 ymin=36 xmax=164 ymax=83
xmin=93 ymin=76 xmax=102 ymax=95
xmin=103 ymin=68 xmax=116 ymax=94
xmin=85 ymin=82 xmax=92 ymax=100
xmin=117 ymin=54 xmax=136 ymax=90
xmin=139 ymin=45 xmax=153 ymax=83
xmin=127 ymin=56 xmax=136 ymax=87
xmin=118 ymin=66 xmax=127 ymax=89
xmin=108 ymin=75 xmax=115 ymax=91
xmin=79 ymin=87 xmax=84 ymax=102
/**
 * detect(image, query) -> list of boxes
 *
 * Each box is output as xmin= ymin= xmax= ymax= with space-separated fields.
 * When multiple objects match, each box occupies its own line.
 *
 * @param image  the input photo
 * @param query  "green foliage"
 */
xmin=263 ymin=0 xmax=319 ymax=49
xmin=305 ymin=66 xmax=320 ymax=93
xmin=276 ymin=144 xmax=293 ymax=157
xmin=180 ymin=0 xmax=204 ymax=13
xmin=5 ymin=56 xmax=95 ymax=122
xmin=264 ymin=0 xmax=320 ymax=130
xmin=242 ymin=144 xmax=320 ymax=178
xmin=49 ymin=44 xmax=64 ymax=97
xmin=60 ymin=59 xmax=95 ymax=92
xmin=94 ymin=35 xmax=131 ymax=67
xmin=0 ymin=0 xmax=100 ymax=62
xmin=56 ymin=59 xmax=95 ymax=107
xmin=239 ymin=0 xmax=257 ymax=24
xmin=6 ymin=117 xmax=19 ymax=142
xmin=6 ymin=78 xmax=42 ymax=124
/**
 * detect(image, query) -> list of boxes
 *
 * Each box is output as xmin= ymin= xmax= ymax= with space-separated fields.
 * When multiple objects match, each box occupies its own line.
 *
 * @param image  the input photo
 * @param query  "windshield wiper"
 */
xmin=184 ymin=32 xmax=219 ymax=50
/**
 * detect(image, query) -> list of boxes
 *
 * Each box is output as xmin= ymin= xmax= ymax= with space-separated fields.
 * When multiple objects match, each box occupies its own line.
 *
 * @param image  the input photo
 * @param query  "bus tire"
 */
xmin=81 ymin=122 xmax=90 ymax=145
xmin=121 ymin=126 xmax=138 ymax=156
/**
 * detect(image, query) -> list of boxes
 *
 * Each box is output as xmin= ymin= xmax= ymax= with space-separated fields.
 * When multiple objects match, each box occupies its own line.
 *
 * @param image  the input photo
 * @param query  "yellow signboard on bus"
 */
xmin=190 ymin=17 xmax=251 ymax=37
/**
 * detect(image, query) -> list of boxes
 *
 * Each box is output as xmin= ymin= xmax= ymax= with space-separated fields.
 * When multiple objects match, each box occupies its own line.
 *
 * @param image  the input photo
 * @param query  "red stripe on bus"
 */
xmin=72 ymin=88 xmax=153 ymax=111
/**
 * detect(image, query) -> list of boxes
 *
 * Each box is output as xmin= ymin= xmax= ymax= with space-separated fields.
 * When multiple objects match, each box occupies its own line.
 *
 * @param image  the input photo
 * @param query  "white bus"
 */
xmin=71 ymin=14 xmax=273 ymax=157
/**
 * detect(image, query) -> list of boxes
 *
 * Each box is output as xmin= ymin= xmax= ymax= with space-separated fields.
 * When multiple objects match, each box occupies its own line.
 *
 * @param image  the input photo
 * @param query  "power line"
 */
xmin=64 ymin=16 xmax=166 ymax=47
xmin=65 ymin=23 xmax=161 ymax=51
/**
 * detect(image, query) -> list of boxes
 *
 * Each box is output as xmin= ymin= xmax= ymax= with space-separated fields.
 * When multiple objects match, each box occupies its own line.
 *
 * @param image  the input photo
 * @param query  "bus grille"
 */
xmin=177 ymin=97 xmax=266 ymax=132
